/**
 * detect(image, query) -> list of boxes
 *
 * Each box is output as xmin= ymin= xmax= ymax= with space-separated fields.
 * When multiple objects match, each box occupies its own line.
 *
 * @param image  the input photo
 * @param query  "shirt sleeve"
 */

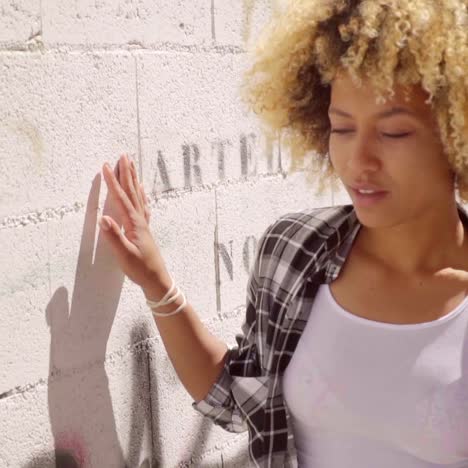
xmin=191 ymin=221 xmax=271 ymax=433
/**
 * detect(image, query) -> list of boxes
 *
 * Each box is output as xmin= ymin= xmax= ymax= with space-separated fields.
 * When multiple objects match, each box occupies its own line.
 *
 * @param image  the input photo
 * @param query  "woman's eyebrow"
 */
xmin=328 ymin=106 xmax=420 ymax=120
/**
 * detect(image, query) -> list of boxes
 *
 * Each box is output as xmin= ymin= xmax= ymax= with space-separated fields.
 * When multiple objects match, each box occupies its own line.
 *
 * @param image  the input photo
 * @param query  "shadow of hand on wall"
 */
xmin=43 ymin=174 xmax=126 ymax=466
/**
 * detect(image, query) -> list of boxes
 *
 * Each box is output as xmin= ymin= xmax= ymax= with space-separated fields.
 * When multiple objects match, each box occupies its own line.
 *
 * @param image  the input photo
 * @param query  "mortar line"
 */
xmin=39 ymin=0 xmax=43 ymax=38
xmin=211 ymin=0 xmax=216 ymax=42
xmin=46 ymin=220 xmax=52 ymax=297
xmin=1 ymin=172 xmax=297 ymax=230
xmin=134 ymin=55 xmax=143 ymax=183
xmin=0 ymin=44 xmax=244 ymax=55
xmin=214 ymin=189 xmax=221 ymax=314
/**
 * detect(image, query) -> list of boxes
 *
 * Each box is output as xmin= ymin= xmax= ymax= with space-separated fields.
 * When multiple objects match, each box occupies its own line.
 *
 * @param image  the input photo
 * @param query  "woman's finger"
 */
xmin=119 ymin=154 xmax=141 ymax=211
xmin=99 ymin=215 xmax=138 ymax=258
xmin=114 ymin=158 xmax=120 ymax=180
xmin=140 ymin=183 xmax=151 ymax=223
xmin=140 ymin=182 xmax=148 ymax=205
xmin=102 ymin=161 xmax=137 ymax=218
xmin=129 ymin=158 xmax=144 ymax=212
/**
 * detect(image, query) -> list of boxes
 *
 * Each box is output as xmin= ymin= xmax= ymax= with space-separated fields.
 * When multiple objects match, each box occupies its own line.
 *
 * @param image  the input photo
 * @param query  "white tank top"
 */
xmin=282 ymin=283 xmax=468 ymax=468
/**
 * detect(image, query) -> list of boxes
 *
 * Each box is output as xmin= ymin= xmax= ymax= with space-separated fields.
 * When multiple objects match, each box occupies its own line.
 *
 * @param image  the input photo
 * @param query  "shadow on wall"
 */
xmin=21 ymin=174 xmax=251 ymax=466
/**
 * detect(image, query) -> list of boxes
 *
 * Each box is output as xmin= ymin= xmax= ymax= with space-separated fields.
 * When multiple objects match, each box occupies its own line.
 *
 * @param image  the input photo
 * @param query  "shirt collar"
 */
xmin=283 ymin=201 xmax=468 ymax=322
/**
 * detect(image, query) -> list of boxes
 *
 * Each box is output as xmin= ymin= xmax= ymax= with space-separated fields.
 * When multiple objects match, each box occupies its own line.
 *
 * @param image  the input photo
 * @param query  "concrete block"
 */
xmin=43 ymin=0 xmax=211 ymax=48
xmin=215 ymin=171 xmax=333 ymax=313
xmin=142 ymin=188 xmax=218 ymax=323
xmin=137 ymin=52 xmax=282 ymax=195
xmin=213 ymin=0 xmax=289 ymax=49
xmin=0 ymin=0 xmax=41 ymax=46
xmin=0 ymin=288 xmax=52 ymax=396
xmin=0 ymin=221 xmax=49 ymax=296
xmin=0 ymin=52 xmax=137 ymax=220
xmin=0 ymin=222 xmax=50 ymax=393
xmin=146 ymin=322 xmax=252 ymax=467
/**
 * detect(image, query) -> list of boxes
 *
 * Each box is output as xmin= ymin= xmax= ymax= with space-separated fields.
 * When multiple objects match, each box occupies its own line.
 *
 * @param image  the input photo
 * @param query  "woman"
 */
xmin=99 ymin=0 xmax=468 ymax=466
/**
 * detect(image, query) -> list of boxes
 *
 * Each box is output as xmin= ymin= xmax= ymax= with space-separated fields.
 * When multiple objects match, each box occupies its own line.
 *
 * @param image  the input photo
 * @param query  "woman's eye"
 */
xmin=383 ymin=132 xmax=412 ymax=139
xmin=330 ymin=129 xmax=352 ymax=134
xmin=330 ymin=129 xmax=411 ymax=139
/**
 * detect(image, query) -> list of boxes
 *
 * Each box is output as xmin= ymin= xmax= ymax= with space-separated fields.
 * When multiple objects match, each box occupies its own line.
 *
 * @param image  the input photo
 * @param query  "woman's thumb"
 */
xmin=99 ymin=216 xmax=112 ymax=232
xmin=99 ymin=216 xmax=134 ymax=254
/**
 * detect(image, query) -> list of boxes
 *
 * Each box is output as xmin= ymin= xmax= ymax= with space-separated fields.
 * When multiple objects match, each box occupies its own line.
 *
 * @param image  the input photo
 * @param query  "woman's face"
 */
xmin=328 ymin=70 xmax=454 ymax=226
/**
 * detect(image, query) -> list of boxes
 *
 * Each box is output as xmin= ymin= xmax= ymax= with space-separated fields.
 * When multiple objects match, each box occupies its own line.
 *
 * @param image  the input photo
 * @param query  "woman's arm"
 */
xmin=100 ymin=153 xmax=229 ymax=402
xmin=143 ymin=276 xmax=230 ymax=402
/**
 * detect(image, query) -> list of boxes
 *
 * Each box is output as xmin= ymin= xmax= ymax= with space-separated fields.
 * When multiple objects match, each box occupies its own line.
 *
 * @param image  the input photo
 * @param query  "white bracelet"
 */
xmin=146 ymin=274 xmax=177 ymax=308
xmin=152 ymin=291 xmax=187 ymax=317
xmin=146 ymin=274 xmax=187 ymax=317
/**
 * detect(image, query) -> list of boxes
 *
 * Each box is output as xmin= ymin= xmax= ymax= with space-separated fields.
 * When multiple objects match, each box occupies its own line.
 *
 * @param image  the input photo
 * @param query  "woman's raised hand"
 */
xmin=99 ymin=154 xmax=170 ymax=291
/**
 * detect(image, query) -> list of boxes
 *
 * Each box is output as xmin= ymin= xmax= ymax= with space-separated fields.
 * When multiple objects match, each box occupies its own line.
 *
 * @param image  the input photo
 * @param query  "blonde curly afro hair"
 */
xmin=240 ymin=0 xmax=468 ymax=201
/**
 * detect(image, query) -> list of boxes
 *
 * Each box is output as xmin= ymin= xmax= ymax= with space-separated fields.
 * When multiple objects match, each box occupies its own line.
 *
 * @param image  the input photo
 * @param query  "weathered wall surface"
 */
xmin=0 ymin=1 xmax=348 ymax=467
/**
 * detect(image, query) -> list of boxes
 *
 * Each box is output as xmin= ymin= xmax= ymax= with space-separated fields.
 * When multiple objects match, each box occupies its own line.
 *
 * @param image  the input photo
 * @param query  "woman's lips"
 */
xmin=350 ymin=188 xmax=389 ymax=207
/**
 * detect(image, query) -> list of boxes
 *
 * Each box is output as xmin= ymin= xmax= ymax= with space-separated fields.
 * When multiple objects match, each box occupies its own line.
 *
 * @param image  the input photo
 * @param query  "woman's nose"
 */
xmin=346 ymin=136 xmax=381 ymax=173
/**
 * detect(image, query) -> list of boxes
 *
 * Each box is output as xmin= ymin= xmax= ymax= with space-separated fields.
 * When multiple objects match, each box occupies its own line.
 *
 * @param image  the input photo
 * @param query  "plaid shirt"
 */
xmin=192 ymin=201 xmax=468 ymax=467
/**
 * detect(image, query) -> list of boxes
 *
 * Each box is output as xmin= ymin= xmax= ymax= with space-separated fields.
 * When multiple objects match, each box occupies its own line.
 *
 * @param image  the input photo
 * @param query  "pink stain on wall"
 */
xmin=56 ymin=431 xmax=89 ymax=467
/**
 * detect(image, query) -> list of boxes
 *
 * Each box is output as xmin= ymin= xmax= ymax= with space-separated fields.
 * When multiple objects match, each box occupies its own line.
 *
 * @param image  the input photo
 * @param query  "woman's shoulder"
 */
xmin=256 ymin=204 xmax=355 ymax=274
